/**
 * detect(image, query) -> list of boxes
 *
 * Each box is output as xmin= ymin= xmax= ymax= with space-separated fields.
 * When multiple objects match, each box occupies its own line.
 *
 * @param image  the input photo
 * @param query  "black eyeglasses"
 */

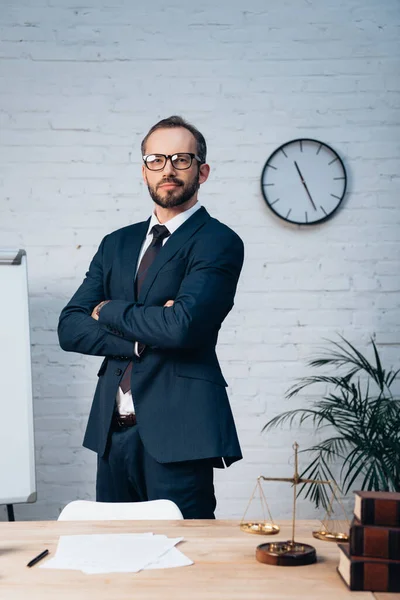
xmin=142 ymin=153 xmax=202 ymax=171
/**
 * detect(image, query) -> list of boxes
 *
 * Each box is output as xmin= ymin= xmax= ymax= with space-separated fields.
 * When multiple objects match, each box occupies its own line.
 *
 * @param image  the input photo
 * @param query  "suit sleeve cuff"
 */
xmin=98 ymin=300 xmax=134 ymax=338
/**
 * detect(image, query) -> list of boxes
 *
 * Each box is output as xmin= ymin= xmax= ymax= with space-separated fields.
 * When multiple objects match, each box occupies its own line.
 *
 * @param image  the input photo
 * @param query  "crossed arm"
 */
xmin=58 ymin=232 xmax=244 ymax=356
xmin=91 ymin=299 xmax=175 ymax=320
xmin=58 ymin=237 xmax=137 ymax=357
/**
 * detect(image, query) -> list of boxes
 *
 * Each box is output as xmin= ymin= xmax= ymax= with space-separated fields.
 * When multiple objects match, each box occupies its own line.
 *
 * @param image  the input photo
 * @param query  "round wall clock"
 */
xmin=261 ymin=138 xmax=347 ymax=225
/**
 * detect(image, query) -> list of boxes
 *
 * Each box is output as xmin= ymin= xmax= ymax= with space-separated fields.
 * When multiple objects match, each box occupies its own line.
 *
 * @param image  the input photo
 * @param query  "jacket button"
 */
xmin=115 ymin=368 xmax=122 ymax=376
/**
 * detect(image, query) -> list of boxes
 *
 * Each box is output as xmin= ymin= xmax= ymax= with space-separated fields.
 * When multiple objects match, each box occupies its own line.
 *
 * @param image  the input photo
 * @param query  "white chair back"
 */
xmin=58 ymin=499 xmax=184 ymax=521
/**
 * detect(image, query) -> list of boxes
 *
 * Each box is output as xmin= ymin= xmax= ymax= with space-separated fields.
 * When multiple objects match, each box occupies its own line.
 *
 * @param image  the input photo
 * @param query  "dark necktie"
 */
xmin=119 ymin=224 xmax=170 ymax=394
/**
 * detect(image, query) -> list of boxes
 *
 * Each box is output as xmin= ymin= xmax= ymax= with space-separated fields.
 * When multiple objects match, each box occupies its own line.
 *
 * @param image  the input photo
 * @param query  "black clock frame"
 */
xmin=260 ymin=138 xmax=347 ymax=226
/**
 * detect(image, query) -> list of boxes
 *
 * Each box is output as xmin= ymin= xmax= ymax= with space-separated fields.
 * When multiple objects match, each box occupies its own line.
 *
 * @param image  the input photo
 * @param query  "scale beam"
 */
xmin=259 ymin=476 xmax=331 ymax=485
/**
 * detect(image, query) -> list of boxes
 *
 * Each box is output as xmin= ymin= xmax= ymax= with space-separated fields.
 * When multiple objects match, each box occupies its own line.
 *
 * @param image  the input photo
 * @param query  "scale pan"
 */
xmin=312 ymin=529 xmax=349 ymax=542
xmin=240 ymin=522 xmax=280 ymax=535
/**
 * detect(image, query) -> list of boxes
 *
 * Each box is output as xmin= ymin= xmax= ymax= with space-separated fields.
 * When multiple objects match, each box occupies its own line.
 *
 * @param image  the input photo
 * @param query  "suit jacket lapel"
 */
xmin=120 ymin=219 xmax=150 ymax=300
xmin=138 ymin=206 xmax=210 ymax=304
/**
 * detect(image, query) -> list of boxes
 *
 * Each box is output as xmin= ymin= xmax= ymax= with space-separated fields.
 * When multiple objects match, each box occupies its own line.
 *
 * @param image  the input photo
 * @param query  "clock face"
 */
xmin=261 ymin=138 xmax=347 ymax=225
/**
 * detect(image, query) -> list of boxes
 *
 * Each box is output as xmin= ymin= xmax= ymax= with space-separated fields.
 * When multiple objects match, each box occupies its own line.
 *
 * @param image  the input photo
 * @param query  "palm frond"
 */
xmin=296 ymin=452 xmax=338 ymax=511
xmin=371 ymin=338 xmax=386 ymax=390
xmin=386 ymin=368 xmax=400 ymax=388
xmin=308 ymin=437 xmax=349 ymax=460
xmin=341 ymin=448 xmax=370 ymax=493
xmin=261 ymin=409 xmax=320 ymax=432
xmin=286 ymin=375 xmax=355 ymax=399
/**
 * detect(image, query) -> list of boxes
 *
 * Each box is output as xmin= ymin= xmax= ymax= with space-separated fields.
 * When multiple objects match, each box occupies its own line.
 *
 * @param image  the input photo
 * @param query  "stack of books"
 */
xmin=337 ymin=491 xmax=400 ymax=592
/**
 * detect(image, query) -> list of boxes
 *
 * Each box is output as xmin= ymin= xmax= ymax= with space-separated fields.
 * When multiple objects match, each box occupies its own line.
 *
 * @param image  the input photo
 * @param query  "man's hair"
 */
xmin=141 ymin=115 xmax=207 ymax=164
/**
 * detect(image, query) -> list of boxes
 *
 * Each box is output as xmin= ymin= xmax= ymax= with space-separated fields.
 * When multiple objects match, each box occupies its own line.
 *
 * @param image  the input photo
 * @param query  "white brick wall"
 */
xmin=1 ymin=0 xmax=399 ymax=522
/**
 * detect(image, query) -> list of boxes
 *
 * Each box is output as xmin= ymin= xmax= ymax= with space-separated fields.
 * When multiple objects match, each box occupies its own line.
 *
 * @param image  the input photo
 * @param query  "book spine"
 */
xmin=361 ymin=498 xmax=400 ymax=527
xmin=350 ymin=524 xmax=400 ymax=560
xmin=351 ymin=562 xmax=400 ymax=592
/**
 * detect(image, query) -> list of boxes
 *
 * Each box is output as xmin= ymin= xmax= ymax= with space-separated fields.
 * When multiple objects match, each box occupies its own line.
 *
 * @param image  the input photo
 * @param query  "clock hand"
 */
xmin=294 ymin=161 xmax=317 ymax=211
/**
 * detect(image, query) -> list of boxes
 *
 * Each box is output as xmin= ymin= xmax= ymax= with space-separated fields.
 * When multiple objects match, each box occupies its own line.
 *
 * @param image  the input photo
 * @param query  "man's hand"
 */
xmin=164 ymin=300 xmax=174 ymax=307
xmin=91 ymin=300 xmax=110 ymax=320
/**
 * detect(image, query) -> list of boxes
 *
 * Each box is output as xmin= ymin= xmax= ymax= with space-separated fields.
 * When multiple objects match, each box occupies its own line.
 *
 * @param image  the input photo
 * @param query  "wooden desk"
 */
xmin=0 ymin=520 xmax=398 ymax=599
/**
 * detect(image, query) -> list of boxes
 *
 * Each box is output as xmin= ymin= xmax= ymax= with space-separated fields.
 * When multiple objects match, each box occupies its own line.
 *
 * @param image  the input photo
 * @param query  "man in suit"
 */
xmin=58 ymin=115 xmax=244 ymax=519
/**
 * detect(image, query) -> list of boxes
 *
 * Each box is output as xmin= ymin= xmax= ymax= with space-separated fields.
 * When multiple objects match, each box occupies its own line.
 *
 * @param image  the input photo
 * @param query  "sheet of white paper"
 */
xmin=42 ymin=533 xmax=154 ymax=571
xmin=144 ymin=546 xmax=193 ymax=569
xmin=80 ymin=536 xmax=185 ymax=574
xmin=40 ymin=533 xmax=190 ymax=574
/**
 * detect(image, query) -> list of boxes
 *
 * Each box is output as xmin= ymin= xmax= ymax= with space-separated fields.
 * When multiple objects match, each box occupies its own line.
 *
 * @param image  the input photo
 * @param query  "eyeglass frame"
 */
xmin=142 ymin=152 xmax=203 ymax=171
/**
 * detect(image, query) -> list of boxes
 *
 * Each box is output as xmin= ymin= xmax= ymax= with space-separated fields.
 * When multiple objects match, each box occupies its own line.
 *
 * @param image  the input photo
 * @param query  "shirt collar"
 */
xmin=147 ymin=202 xmax=202 ymax=237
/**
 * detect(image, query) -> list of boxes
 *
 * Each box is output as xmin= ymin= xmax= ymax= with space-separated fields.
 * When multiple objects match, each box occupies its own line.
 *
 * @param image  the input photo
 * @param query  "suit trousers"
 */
xmin=96 ymin=424 xmax=217 ymax=519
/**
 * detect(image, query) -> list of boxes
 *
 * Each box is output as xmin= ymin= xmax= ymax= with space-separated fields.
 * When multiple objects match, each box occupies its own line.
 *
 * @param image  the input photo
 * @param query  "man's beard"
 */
xmin=147 ymin=172 xmax=200 ymax=209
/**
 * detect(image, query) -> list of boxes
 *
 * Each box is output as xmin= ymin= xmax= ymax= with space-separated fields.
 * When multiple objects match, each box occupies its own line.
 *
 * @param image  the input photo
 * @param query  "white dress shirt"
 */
xmin=116 ymin=202 xmax=202 ymax=415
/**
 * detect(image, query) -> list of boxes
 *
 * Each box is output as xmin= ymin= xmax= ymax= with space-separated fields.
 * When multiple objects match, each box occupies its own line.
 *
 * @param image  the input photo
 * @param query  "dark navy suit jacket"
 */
xmin=58 ymin=206 xmax=244 ymax=467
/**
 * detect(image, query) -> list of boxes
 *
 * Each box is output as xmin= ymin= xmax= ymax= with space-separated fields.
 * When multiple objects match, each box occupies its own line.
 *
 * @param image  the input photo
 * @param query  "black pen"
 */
xmin=27 ymin=549 xmax=49 ymax=567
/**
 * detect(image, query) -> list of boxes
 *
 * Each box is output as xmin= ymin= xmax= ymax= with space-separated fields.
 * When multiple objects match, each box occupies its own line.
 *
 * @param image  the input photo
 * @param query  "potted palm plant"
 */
xmin=262 ymin=337 xmax=400 ymax=510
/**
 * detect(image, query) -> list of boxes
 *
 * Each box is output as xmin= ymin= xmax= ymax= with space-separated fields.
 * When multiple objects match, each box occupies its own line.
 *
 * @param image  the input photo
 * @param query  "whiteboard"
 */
xmin=0 ymin=250 xmax=36 ymax=504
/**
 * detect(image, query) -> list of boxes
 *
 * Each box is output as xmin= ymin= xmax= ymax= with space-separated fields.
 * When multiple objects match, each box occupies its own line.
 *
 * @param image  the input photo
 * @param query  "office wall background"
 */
xmin=1 ymin=0 xmax=399 ymax=521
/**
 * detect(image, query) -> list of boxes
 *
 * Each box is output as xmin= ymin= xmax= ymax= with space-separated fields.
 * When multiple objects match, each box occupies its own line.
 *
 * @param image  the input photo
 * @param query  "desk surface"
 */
xmin=0 ymin=519 xmax=398 ymax=600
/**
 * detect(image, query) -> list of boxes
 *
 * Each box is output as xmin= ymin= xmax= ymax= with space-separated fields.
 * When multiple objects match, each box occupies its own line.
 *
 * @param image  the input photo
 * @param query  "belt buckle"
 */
xmin=117 ymin=415 xmax=133 ymax=428
xmin=113 ymin=413 xmax=135 ymax=429
xmin=113 ymin=415 xmax=124 ymax=429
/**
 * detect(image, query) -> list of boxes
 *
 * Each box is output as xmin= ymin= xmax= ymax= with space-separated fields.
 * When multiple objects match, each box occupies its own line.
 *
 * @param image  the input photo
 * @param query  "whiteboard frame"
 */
xmin=0 ymin=249 xmax=36 ymax=504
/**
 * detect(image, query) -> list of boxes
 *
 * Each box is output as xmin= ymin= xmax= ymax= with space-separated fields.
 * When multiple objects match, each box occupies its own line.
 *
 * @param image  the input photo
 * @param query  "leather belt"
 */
xmin=112 ymin=413 xmax=137 ymax=429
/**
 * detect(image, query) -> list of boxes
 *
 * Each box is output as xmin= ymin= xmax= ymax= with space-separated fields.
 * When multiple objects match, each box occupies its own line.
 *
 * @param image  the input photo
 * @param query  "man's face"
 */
xmin=142 ymin=127 xmax=209 ymax=209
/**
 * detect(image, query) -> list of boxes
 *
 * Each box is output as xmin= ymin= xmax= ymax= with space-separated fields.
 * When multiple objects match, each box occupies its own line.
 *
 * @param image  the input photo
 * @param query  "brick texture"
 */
xmin=0 ymin=0 xmax=399 ymax=521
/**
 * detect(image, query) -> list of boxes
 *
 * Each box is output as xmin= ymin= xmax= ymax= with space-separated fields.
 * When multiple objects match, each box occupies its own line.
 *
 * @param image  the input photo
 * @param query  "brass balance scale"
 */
xmin=240 ymin=443 xmax=350 ymax=566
